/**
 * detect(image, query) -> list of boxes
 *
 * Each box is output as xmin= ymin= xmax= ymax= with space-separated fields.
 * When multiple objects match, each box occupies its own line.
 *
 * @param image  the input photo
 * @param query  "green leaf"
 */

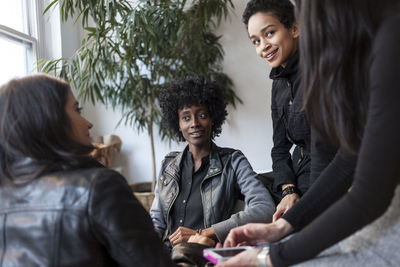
xmin=42 ymin=0 xmax=58 ymax=15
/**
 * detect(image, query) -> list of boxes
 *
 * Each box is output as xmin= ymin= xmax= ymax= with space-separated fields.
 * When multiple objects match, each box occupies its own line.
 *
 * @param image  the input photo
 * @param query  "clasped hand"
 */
xmin=215 ymin=219 xmax=293 ymax=267
xmin=169 ymin=226 xmax=215 ymax=247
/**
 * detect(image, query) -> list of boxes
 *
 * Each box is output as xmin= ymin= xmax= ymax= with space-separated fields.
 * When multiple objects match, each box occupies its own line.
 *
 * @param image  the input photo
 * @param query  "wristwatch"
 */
xmin=257 ymin=247 xmax=270 ymax=267
xmin=281 ymin=186 xmax=301 ymax=198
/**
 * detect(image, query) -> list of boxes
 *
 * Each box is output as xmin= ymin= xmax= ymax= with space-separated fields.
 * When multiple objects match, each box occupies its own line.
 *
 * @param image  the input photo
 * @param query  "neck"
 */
xmin=281 ymin=47 xmax=298 ymax=68
xmin=188 ymin=141 xmax=212 ymax=162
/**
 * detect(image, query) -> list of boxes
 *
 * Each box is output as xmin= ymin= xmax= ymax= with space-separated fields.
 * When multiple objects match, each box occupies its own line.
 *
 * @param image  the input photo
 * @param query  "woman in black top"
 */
xmin=218 ymin=0 xmax=400 ymax=266
xmin=243 ymin=0 xmax=312 ymax=222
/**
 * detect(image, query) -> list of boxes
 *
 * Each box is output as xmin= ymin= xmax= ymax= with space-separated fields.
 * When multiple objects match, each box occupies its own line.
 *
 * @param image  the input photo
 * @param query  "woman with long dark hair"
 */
xmin=0 ymin=73 xmax=174 ymax=266
xmin=217 ymin=0 xmax=400 ymax=266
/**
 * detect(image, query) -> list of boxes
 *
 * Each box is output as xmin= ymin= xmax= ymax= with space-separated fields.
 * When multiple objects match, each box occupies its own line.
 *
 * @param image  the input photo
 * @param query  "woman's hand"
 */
xmin=273 ymin=193 xmax=300 ymax=222
xmin=188 ymin=234 xmax=215 ymax=247
xmin=223 ymin=219 xmax=293 ymax=248
xmin=169 ymin=226 xmax=197 ymax=246
xmin=215 ymin=248 xmax=273 ymax=267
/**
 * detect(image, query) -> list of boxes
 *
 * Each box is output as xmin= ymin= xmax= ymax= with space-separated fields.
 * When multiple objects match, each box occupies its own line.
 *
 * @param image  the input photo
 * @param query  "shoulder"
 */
xmin=162 ymin=151 xmax=181 ymax=166
xmin=214 ymin=145 xmax=238 ymax=156
xmin=77 ymin=168 xmax=128 ymax=191
xmin=164 ymin=151 xmax=180 ymax=159
xmin=31 ymin=167 xmax=129 ymax=208
xmin=44 ymin=167 xmax=123 ymax=184
xmin=214 ymin=145 xmax=247 ymax=163
xmin=55 ymin=167 xmax=127 ymax=191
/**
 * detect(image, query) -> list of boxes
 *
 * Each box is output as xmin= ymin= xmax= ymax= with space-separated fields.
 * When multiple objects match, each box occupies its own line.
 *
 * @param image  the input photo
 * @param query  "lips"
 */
xmin=264 ymin=48 xmax=278 ymax=61
xmin=189 ymin=130 xmax=204 ymax=137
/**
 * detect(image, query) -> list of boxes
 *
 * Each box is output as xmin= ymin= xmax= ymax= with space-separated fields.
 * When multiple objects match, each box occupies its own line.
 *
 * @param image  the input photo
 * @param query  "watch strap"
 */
xmin=257 ymin=247 xmax=269 ymax=267
xmin=282 ymin=186 xmax=301 ymax=198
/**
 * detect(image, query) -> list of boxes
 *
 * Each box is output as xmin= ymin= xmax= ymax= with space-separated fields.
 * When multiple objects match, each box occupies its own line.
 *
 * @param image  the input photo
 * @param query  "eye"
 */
xmin=266 ymin=31 xmax=275 ymax=37
xmin=198 ymin=113 xmax=208 ymax=119
xmin=76 ymin=107 xmax=83 ymax=114
xmin=182 ymin=115 xmax=190 ymax=121
xmin=252 ymin=39 xmax=260 ymax=46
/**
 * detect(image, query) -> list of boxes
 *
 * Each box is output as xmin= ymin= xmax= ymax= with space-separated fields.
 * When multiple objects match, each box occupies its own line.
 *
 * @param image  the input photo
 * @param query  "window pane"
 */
xmin=0 ymin=36 xmax=28 ymax=85
xmin=0 ymin=0 xmax=25 ymax=33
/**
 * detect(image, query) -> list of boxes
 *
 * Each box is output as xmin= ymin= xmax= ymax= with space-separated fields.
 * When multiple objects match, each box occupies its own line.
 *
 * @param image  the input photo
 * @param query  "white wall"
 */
xmin=59 ymin=0 xmax=274 ymax=184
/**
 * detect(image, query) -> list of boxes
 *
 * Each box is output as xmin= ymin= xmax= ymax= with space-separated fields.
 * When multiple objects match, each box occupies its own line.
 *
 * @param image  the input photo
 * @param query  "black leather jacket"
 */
xmin=269 ymin=51 xmax=311 ymax=195
xmin=150 ymin=143 xmax=275 ymax=246
xmin=0 ymin=161 xmax=173 ymax=267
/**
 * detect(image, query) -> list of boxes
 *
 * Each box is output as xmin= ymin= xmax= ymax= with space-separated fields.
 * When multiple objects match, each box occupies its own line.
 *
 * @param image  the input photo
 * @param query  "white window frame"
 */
xmin=0 ymin=0 xmax=40 ymax=76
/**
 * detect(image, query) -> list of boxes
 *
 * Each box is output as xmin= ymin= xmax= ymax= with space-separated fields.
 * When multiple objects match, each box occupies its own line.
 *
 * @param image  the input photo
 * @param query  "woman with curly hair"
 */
xmin=150 ymin=76 xmax=275 ymax=249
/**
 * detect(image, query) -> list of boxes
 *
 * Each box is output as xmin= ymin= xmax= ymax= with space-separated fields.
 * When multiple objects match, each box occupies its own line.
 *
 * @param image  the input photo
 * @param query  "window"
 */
xmin=0 ymin=0 xmax=38 ymax=85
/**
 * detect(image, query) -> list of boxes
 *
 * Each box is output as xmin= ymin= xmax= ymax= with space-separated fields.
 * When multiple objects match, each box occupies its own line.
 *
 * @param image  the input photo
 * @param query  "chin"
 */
xmin=267 ymin=60 xmax=282 ymax=68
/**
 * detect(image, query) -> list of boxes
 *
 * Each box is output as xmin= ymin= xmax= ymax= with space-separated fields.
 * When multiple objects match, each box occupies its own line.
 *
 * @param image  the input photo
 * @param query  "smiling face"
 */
xmin=248 ymin=12 xmax=299 ymax=68
xmin=65 ymin=89 xmax=93 ymax=146
xmin=178 ymin=104 xmax=212 ymax=150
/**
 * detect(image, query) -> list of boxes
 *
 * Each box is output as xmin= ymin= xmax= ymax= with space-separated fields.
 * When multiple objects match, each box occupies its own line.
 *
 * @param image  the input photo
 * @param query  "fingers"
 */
xmin=273 ymin=206 xmax=284 ymax=222
xmin=223 ymin=227 xmax=242 ymax=247
xmin=169 ymin=227 xmax=196 ymax=246
xmin=223 ymin=224 xmax=263 ymax=248
xmin=273 ymin=194 xmax=300 ymax=222
xmin=188 ymin=234 xmax=215 ymax=247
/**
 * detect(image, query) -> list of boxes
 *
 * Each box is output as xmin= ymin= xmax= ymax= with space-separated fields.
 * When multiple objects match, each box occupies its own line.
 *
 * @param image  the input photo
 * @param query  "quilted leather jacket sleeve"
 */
xmin=88 ymin=170 xmax=174 ymax=267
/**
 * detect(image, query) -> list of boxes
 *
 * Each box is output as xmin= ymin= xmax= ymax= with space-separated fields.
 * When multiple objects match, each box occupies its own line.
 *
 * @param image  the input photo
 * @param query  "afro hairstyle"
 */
xmin=242 ymin=0 xmax=295 ymax=29
xmin=159 ymin=76 xmax=227 ymax=142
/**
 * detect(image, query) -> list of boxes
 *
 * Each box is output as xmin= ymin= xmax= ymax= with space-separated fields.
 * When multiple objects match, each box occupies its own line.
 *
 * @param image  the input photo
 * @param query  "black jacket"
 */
xmin=151 ymin=143 xmax=275 ymax=245
xmin=0 ymin=161 xmax=173 ymax=267
xmin=269 ymin=51 xmax=311 ymax=195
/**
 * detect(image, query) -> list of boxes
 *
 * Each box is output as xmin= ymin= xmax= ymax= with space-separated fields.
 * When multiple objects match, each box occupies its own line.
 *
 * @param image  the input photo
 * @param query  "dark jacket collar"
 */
xmin=269 ymin=50 xmax=299 ymax=81
xmin=164 ymin=142 xmax=223 ymax=180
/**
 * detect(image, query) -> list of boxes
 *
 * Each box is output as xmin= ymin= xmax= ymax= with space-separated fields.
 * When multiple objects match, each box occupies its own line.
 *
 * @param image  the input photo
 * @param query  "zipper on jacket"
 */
xmin=164 ymin=172 xmax=180 ymax=239
xmin=297 ymin=146 xmax=304 ymax=165
xmin=199 ymin=168 xmax=222 ymax=228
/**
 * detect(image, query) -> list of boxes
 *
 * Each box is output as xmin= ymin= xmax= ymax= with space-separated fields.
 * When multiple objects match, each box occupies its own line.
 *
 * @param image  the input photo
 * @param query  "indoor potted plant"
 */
xmin=39 ymin=0 xmax=241 ymax=199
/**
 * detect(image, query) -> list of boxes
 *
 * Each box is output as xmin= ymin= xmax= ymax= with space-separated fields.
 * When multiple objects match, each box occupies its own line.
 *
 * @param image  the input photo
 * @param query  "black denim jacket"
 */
xmin=269 ymin=51 xmax=311 ymax=195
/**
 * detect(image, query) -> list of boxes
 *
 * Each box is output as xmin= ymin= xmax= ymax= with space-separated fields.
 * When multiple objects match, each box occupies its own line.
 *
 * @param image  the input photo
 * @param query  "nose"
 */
xmin=191 ymin=116 xmax=199 ymax=127
xmin=87 ymin=120 xmax=93 ymax=129
xmin=262 ymin=39 xmax=271 ymax=51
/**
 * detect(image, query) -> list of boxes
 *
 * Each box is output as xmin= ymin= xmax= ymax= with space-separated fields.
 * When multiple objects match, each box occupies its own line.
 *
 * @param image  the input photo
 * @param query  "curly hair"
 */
xmin=242 ymin=0 xmax=295 ymax=29
xmin=159 ymin=76 xmax=227 ymax=142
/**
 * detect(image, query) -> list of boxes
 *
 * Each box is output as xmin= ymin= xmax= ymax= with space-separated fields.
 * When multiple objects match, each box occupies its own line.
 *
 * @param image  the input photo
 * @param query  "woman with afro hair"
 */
xmin=150 ymin=76 xmax=275 ymax=249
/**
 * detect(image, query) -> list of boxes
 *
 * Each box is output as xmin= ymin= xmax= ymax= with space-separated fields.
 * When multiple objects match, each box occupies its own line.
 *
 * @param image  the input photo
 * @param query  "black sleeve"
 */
xmin=271 ymin=88 xmax=296 ymax=191
xmin=88 ymin=169 xmax=175 ymax=267
xmin=281 ymin=148 xmax=356 ymax=231
xmin=270 ymin=15 xmax=400 ymax=266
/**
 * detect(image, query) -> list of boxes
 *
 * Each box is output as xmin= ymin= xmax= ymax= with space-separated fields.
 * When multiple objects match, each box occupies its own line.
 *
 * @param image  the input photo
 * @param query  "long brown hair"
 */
xmin=298 ymin=0 xmax=379 ymax=153
xmin=0 ymin=74 xmax=94 ymax=181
